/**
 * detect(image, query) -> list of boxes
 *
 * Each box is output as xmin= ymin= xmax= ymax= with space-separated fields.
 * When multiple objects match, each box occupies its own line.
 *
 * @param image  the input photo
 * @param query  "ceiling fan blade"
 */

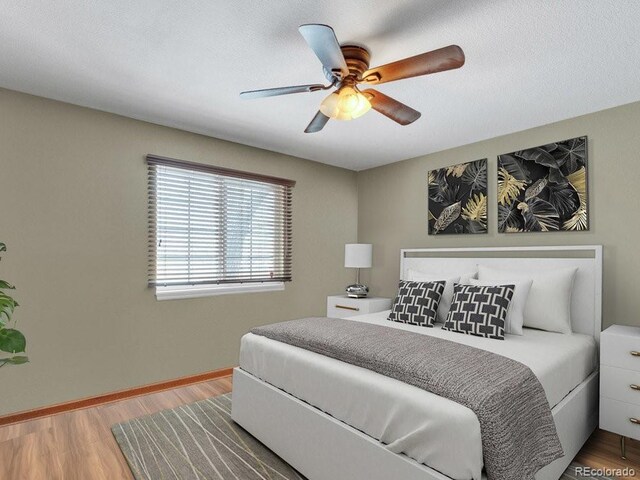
xmin=362 ymin=89 xmax=421 ymax=125
xmin=361 ymin=45 xmax=465 ymax=85
xmin=299 ymin=24 xmax=349 ymax=79
xmin=240 ymin=84 xmax=328 ymax=99
xmin=304 ymin=111 xmax=330 ymax=133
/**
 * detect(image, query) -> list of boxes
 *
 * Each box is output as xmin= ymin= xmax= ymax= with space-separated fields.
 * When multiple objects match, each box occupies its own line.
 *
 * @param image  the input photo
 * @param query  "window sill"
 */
xmin=155 ymin=282 xmax=285 ymax=301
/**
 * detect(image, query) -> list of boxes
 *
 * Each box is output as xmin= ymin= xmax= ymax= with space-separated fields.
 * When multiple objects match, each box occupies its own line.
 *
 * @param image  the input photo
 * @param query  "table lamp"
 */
xmin=344 ymin=243 xmax=372 ymax=298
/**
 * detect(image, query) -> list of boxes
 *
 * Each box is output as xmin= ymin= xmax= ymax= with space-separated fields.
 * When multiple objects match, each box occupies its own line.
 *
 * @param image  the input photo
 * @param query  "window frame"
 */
xmin=146 ymin=155 xmax=294 ymax=299
xmin=155 ymin=282 xmax=285 ymax=301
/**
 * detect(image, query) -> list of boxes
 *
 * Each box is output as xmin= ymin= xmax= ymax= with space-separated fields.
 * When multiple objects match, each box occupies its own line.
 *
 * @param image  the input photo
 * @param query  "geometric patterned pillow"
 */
xmin=442 ymin=283 xmax=515 ymax=340
xmin=387 ymin=280 xmax=446 ymax=327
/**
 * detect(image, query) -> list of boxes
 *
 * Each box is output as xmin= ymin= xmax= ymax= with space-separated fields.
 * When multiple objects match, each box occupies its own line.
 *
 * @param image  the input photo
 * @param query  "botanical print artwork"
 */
xmin=497 ymin=136 xmax=588 ymax=233
xmin=428 ymin=159 xmax=488 ymax=235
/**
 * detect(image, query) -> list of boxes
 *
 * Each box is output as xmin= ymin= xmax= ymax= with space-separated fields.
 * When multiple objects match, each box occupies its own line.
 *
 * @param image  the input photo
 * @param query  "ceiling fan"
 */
xmin=240 ymin=24 xmax=465 ymax=133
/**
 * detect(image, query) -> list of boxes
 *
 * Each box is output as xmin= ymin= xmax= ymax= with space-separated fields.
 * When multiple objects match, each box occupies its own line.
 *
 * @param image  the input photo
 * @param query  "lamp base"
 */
xmin=346 ymin=283 xmax=369 ymax=298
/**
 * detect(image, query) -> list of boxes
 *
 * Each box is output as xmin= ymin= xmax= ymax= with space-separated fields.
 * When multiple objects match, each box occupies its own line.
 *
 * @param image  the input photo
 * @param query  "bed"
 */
xmin=232 ymin=246 xmax=603 ymax=480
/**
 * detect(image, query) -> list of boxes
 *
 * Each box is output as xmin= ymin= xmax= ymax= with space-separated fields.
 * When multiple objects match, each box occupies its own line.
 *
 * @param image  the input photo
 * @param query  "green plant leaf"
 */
xmin=0 ymin=292 xmax=17 ymax=305
xmin=0 ymin=328 xmax=26 ymax=353
xmin=0 ymin=243 xmax=5 ymax=252
xmin=0 ymin=294 xmax=17 ymax=323
xmin=8 ymin=355 xmax=28 ymax=365
xmin=0 ymin=355 xmax=29 ymax=367
xmin=0 ymin=280 xmax=15 ymax=290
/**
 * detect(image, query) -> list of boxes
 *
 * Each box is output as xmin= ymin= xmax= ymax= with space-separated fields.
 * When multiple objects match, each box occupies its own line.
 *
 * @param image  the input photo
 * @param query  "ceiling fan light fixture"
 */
xmin=319 ymin=85 xmax=371 ymax=120
xmin=242 ymin=24 xmax=466 ymax=132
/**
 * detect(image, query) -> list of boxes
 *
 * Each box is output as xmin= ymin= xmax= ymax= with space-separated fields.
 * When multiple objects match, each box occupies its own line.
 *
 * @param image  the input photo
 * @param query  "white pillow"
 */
xmin=466 ymin=278 xmax=532 ymax=336
xmin=407 ymin=269 xmax=477 ymax=323
xmin=477 ymin=265 xmax=577 ymax=334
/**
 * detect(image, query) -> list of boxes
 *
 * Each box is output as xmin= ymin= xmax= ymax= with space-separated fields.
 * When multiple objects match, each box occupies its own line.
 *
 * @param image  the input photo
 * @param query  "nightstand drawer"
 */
xmin=600 ymin=397 xmax=640 ymax=441
xmin=328 ymin=303 xmax=364 ymax=318
xmin=601 ymin=330 xmax=640 ymax=372
xmin=601 ymin=365 xmax=640 ymax=406
xmin=326 ymin=295 xmax=392 ymax=319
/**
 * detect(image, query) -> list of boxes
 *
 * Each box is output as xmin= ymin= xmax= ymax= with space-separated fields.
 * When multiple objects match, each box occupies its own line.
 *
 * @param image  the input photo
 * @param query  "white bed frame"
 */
xmin=232 ymin=245 xmax=603 ymax=480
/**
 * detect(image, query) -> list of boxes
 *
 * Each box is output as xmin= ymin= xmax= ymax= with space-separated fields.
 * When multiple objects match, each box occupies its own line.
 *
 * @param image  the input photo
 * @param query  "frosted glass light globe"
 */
xmin=320 ymin=86 xmax=371 ymax=120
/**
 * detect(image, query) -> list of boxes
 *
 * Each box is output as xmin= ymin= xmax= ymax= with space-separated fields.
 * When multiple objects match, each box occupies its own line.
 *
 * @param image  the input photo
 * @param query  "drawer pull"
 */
xmin=631 ymin=418 xmax=640 ymax=425
xmin=631 ymin=351 xmax=640 ymax=357
xmin=335 ymin=305 xmax=359 ymax=311
xmin=632 ymin=385 xmax=640 ymax=391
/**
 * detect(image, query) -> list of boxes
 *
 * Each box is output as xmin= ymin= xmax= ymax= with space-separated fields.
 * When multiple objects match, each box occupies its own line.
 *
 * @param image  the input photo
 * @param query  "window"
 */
xmin=147 ymin=155 xmax=294 ymax=299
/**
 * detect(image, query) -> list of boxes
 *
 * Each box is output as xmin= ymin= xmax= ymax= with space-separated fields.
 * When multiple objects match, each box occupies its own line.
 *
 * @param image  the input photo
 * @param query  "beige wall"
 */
xmin=358 ymin=101 xmax=640 ymax=330
xmin=0 ymin=89 xmax=357 ymax=416
xmin=3 ymin=86 xmax=640 ymax=417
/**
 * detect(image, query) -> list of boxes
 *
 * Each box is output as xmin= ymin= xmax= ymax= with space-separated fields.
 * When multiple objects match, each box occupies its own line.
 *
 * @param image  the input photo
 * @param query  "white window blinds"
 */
xmin=147 ymin=155 xmax=294 ymax=287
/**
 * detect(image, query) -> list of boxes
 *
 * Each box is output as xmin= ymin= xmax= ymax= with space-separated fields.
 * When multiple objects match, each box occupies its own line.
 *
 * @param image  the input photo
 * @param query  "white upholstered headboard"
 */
xmin=400 ymin=246 xmax=603 ymax=342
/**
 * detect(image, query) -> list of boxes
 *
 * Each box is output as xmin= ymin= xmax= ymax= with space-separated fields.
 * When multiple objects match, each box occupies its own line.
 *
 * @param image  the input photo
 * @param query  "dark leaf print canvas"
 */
xmin=497 ymin=136 xmax=588 ymax=233
xmin=428 ymin=159 xmax=488 ymax=235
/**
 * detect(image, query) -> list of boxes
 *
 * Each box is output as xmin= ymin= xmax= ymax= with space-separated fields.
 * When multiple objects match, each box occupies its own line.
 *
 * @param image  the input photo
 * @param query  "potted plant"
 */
xmin=0 ymin=242 xmax=28 ymax=367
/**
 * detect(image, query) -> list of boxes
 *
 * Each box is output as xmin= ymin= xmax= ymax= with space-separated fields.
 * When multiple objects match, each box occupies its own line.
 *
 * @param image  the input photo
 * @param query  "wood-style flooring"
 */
xmin=575 ymin=429 xmax=640 ymax=479
xmin=0 ymin=375 xmax=638 ymax=479
xmin=0 ymin=377 xmax=231 ymax=479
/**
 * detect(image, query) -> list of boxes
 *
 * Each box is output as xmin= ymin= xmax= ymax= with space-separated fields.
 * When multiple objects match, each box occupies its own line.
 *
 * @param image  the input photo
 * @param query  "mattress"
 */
xmin=239 ymin=311 xmax=597 ymax=480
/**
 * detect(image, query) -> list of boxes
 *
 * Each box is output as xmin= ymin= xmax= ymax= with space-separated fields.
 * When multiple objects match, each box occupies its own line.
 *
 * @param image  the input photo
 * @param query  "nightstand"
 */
xmin=326 ymin=295 xmax=392 ymax=319
xmin=600 ymin=324 xmax=640 ymax=459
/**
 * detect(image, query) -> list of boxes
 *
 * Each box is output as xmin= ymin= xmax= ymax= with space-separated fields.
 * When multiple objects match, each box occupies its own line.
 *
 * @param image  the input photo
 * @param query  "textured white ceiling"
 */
xmin=1 ymin=1 xmax=639 ymax=170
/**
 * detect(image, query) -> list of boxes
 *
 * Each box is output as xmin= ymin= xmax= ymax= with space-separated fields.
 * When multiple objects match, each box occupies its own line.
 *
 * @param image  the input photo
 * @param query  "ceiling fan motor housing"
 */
xmin=323 ymin=45 xmax=371 ymax=81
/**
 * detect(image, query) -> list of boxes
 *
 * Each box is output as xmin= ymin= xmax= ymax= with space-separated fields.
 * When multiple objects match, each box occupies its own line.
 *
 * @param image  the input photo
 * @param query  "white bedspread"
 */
xmin=239 ymin=311 xmax=597 ymax=480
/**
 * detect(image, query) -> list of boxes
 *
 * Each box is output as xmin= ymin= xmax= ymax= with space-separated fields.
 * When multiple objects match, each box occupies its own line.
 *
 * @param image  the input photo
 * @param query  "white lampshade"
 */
xmin=344 ymin=244 xmax=372 ymax=268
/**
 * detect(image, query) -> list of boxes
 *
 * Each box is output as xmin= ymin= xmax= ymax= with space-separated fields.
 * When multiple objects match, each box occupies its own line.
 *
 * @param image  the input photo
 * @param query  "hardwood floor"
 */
xmin=0 ymin=376 xmax=232 ymax=480
xmin=575 ymin=429 xmax=640 ymax=479
xmin=0 ymin=374 xmax=638 ymax=479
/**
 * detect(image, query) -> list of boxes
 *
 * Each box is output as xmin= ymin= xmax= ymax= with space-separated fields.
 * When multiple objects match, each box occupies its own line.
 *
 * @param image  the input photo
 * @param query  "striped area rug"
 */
xmin=112 ymin=394 xmax=304 ymax=480
xmin=112 ymin=393 xmax=610 ymax=480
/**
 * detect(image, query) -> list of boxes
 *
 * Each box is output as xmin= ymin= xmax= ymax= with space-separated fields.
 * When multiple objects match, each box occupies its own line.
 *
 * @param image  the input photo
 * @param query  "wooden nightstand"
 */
xmin=326 ymin=295 xmax=392 ymax=319
xmin=600 ymin=324 xmax=640 ymax=459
